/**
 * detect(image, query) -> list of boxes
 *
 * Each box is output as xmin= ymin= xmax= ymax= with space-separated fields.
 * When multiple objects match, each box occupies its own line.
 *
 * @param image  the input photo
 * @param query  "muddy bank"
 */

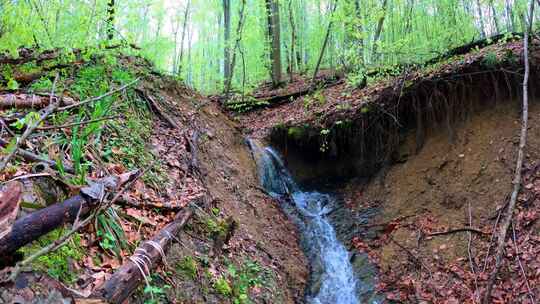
xmin=154 ymin=86 xmax=309 ymax=303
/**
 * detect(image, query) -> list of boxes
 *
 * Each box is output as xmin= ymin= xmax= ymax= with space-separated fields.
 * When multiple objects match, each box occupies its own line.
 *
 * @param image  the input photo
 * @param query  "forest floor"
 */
xmin=0 ymin=50 xmax=306 ymax=304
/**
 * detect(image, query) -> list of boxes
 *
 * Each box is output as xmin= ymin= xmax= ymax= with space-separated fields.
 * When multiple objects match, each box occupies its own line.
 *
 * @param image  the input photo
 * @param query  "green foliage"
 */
xmin=225 ymin=96 xmax=269 ymax=113
xmin=287 ymin=126 xmax=306 ymax=141
xmin=482 ymin=51 xmax=499 ymax=67
xmin=204 ymin=218 xmax=228 ymax=238
xmin=11 ymin=111 xmax=41 ymax=130
xmin=143 ymin=276 xmax=171 ymax=304
xmin=95 ymin=208 xmax=129 ymax=257
xmin=19 ymin=228 xmax=84 ymax=283
xmin=214 ymin=276 xmax=233 ymax=297
xmin=0 ymin=0 xmax=532 ymax=94
xmin=176 ymin=256 xmax=198 ymax=280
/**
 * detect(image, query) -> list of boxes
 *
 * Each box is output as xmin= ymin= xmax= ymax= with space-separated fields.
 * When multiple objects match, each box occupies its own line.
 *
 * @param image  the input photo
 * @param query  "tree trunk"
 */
xmin=490 ymin=0 xmax=500 ymax=34
xmin=288 ymin=0 xmax=298 ymax=82
xmin=178 ymin=0 xmax=191 ymax=76
xmin=371 ymin=0 xmax=388 ymax=61
xmin=265 ymin=0 xmax=283 ymax=87
xmin=107 ymin=0 xmax=115 ymax=41
xmin=224 ymin=0 xmax=247 ymax=96
xmin=312 ymin=0 xmax=339 ymax=84
xmin=223 ymin=0 xmax=232 ymax=87
xmin=476 ymin=0 xmax=487 ymax=38
xmin=91 ymin=208 xmax=193 ymax=304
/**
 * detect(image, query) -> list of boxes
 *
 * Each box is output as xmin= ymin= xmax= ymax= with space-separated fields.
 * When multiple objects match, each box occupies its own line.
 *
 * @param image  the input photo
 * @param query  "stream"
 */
xmin=248 ymin=140 xmax=375 ymax=304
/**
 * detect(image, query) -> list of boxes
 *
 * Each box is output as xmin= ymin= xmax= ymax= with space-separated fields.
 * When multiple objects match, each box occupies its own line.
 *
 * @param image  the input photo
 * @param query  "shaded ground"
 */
xmin=346 ymin=100 xmax=540 ymax=303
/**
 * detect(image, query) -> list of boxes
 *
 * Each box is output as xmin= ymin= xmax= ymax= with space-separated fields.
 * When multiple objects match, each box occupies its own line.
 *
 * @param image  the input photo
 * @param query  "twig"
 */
xmin=1 ymin=173 xmax=51 ymax=184
xmin=482 ymin=207 xmax=503 ymax=272
xmin=0 ymin=138 xmax=75 ymax=174
xmin=483 ymin=5 xmax=533 ymax=303
xmin=0 ymin=116 xmax=15 ymax=137
xmin=36 ymin=115 xmax=122 ymax=130
xmin=426 ymin=227 xmax=487 ymax=237
xmin=467 ymin=202 xmax=479 ymax=303
xmin=56 ymin=78 xmax=139 ymax=112
xmin=511 ymin=221 xmax=536 ymax=304
xmin=0 ymin=74 xmax=59 ymax=171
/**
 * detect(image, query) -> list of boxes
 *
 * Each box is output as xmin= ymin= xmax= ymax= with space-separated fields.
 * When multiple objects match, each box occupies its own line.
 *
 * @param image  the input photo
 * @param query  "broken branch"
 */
xmin=483 ymin=5 xmax=533 ymax=303
xmin=56 ymin=78 xmax=140 ymax=112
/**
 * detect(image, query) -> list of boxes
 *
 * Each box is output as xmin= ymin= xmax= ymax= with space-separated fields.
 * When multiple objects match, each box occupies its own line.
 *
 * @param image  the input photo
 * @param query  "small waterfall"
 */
xmin=248 ymin=139 xmax=360 ymax=304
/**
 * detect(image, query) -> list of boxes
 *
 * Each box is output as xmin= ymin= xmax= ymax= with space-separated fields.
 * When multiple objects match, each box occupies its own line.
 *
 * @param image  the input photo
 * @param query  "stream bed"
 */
xmin=248 ymin=140 xmax=380 ymax=304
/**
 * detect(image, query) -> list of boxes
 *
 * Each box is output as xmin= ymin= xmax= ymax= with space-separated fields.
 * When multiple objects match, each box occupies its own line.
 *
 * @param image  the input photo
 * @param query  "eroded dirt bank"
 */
xmin=161 ymin=86 xmax=308 ymax=303
xmin=235 ymin=38 xmax=540 ymax=303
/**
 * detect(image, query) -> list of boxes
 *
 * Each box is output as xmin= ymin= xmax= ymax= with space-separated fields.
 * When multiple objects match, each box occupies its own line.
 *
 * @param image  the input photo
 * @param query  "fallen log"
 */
xmin=91 ymin=208 xmax=193 ymax=303
xmin=0 ymin=194 xmax=93 ymax=263
xmin=0 ymin=94 xmax=74 ymax=109
xmin=0 ymin=172 xmax=135 ymax=261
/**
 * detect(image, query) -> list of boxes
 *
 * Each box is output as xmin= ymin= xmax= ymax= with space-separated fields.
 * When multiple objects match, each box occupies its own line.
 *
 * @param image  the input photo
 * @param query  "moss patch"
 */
xmin=18 ymin=228 xmax=84 ymax=284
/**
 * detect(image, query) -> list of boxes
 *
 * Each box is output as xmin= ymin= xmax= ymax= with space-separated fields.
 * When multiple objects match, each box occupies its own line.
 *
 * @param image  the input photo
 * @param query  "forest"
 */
xmin=0 ymin=0 xmax=539 ymax=304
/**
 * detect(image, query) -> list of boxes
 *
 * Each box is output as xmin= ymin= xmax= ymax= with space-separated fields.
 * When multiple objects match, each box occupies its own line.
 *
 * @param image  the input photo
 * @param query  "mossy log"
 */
xmin=0 ymin=194 xmax=93 ymax=263
xmin=91 ymin=208 xmax=193 ymax=303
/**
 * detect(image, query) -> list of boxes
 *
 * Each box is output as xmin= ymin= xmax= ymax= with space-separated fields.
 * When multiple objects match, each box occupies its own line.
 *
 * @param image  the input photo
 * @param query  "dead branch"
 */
xmin=483 ymin=5 xmax=534 ymax=303
xmin=56 ymin=78 xmax=139 ymax=112
xmin=91 ymin=207 xmax=193 ymax=303
xmin=0 ymin=138 xmax=75 ymax=174
xmin=135 ymin=89 xmax=179 ymax=129
xmin=425 ymin=227 xmax=488 ymax=237
xmin=511 ymin=222 xmax=536 ymax=304
xmin=36 ymin=115 xmax=122 ymax=130
xmin=0 ymin=94 xmax=74 ymax=109
xmin=0 ymin=74 xmax=60 ymax=172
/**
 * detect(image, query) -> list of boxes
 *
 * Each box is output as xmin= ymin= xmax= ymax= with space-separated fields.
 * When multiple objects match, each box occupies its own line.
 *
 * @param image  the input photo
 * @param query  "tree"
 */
xmin=287 ymin=0 xmax=299 ymax=82
xmin=312 ymin=0 xmax=338 ymax=83
xmin=223 ymin=0 xmax=231 ymax=87
xmin=224 ymin=0 xmax=247 ymax=96
xmin=265 ymin=0 xmax=283 ymax=87
xmin=178 ymin=0 xmax=192 ymax=76
xmin=371 ymin=0 xmax=389 ymax=61
xmin=107 ymin=0 xmax=115 ymax=41
xmin=476 ymin=0 xmax=487 ymax=38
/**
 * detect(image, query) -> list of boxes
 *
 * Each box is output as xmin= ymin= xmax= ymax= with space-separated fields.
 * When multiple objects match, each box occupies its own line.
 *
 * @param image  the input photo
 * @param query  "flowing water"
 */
xmin=248 ymin=140 xmax=361 ymax=304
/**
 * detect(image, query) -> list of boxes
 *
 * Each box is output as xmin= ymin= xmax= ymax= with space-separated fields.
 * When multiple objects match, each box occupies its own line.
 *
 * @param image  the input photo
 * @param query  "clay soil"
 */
xmin=346 ymin=99 xmax=540 ymax=303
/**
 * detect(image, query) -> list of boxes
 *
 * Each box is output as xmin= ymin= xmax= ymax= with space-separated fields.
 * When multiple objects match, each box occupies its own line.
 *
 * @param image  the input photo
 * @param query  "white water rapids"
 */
xmin=248 ymin=140 xmax=359 ymax=304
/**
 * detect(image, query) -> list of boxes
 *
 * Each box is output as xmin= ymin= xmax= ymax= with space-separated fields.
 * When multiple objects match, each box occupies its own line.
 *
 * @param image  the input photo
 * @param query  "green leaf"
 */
xmin=7 ymin=78 xmax=19 ymax=90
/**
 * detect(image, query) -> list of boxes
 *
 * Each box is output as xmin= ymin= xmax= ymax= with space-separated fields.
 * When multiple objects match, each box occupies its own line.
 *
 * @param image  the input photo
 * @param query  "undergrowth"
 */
xmin=18 ymin=228 xmax=84 ymax=284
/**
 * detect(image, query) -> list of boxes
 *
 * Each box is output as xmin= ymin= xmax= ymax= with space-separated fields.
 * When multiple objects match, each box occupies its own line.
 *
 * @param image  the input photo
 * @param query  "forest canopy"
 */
xmin=0 ymin=0 xmax=535 ymax=93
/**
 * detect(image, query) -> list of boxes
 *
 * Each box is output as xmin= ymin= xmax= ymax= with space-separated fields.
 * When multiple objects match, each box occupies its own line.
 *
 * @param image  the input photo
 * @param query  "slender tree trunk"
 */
xmin=225 ymin=0 xmax=247 ymax=96
xmin=288 ymin=0 xmax=298 ymax=82
xmin=177 ymin=0 xmax=191 ymax=76
xmin=265 ymin=0 xmax=283 ymax=87
xmin=312 ymin=0 xmax=338 ymax=84
xmin=476 ymin=0 xmax=487 ymax=38
xmin=371 ymin=0 xmax=389 ymax=61
xmin=223 ymin=0 xmax=231 ymax=88
xmin=490 ymin=0 xmax=500 ymax=34
xmin=107 ymin=0 xmax=115 ymax=41
xmin=505 ymin=0 xmax=515 ymax=32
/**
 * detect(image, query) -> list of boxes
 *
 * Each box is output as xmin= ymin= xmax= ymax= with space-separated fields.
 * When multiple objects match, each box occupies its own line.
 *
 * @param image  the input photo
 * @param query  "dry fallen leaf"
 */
xmin=0 ymin=181 xmax=22 ymax=240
